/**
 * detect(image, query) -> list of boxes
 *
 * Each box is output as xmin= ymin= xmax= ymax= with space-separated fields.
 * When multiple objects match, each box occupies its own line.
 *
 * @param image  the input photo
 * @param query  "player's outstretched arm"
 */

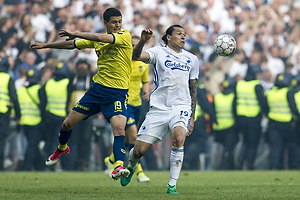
xmin=132 ymin=29 xmax=153 ymax=62
xmin=29 ymin=40 xmax=75 ymax=50
xmin=59 ymin=29 xmax=114 ymax=43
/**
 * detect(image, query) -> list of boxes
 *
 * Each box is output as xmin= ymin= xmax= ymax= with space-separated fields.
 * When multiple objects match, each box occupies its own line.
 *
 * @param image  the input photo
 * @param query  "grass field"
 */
xmin=1 ymin=171 xmax=300 ymax=200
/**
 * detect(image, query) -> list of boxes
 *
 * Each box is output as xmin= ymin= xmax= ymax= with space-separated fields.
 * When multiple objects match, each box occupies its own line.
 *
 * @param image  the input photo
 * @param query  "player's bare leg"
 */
xmin=46 ymin=111 xmax=88 ymax=166
xmin=110 ymin=115 xmax=130 ymax=180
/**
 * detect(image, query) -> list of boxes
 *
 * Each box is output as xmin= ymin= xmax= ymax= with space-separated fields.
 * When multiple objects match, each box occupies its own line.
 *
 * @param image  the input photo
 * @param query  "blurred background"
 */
xmin=1 ymin=0 xmax=300 ymax=172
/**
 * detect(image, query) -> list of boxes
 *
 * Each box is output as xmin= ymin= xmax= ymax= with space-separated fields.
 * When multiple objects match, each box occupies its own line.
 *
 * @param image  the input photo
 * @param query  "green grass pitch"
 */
xmin=1 ymin=171 xmax=300 ymax=200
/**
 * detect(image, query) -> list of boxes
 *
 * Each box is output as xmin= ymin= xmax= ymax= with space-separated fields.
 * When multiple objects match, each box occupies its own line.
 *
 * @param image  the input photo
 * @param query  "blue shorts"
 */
xmin=126 ymin=104 xmax=141 ymax=128
xmin=73 ymin=82 xmax=128 ymax=122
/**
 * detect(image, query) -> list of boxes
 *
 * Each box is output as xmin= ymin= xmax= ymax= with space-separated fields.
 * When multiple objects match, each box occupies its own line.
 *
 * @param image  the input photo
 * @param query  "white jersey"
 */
xmin=146 ymin=46 xmax=199 ymax=110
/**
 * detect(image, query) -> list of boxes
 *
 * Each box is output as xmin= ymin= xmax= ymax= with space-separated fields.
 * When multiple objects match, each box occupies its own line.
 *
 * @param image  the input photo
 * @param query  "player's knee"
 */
xmin=172 ymin=137 xmax=184 ymax=147
xmin=112 ymin=125 xmax=125 ymax=136
xmin=62 ymin=119 xmax=73 ymax=131
xmin=129 ymin=134 xmax=137 ymax=143
xmin=133 ymin=148 xmax=143 ymax=159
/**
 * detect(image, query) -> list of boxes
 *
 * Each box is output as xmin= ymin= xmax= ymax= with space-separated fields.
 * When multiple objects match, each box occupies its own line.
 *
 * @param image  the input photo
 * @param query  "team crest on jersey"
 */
xmin=164 ymin=60 xmax=190 ymax=71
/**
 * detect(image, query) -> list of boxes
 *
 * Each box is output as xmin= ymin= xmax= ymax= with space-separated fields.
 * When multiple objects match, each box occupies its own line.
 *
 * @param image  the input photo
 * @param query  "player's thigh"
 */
xmin=72 ymin=86 xmax=102 ymax=117
xmin=126 ymin=105 xmax=140 ymax=128
xmin=125 ymin=124 xmax=137 ymax=143
xmin=99 ymin=84 xmax=128 ymax=122
xmin=137 ymin=109 xmax=170 ymax=142
xmin=169 ymin=108 xmax=191 ymax=132
xmin=169 ymin=107 xmax=191 ymax=147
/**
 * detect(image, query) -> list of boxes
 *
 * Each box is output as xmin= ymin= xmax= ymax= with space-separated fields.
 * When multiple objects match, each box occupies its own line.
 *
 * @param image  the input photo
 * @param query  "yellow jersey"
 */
xmin=128 ymin=61 xmax=149 ymax=106
xmin=74 ymin=29 xmax=132 ymax=89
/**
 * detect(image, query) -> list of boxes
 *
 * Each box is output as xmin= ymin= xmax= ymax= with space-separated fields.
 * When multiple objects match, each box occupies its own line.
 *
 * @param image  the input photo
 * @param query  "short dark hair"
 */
xmin=103 ymin=8 xmax=122 ymax=22
xmin=161 ymin=24 xmax=184 ymax=45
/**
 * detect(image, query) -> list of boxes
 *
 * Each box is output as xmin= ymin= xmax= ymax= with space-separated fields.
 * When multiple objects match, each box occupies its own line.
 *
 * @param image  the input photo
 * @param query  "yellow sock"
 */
xmin=136 ymin=163 xmax=143 ymax=174
xmin=109 ymin=153 xmax=115 ymax=163
xmin=58 ymin=143 xmax=67 ymax=151
xmin=115 ymin=160 xmax=124 ymax=167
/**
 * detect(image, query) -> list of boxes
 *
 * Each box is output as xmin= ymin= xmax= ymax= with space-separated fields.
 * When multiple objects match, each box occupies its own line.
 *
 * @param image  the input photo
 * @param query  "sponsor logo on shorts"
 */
xmin=74 ymin=102 xmax=89 ymax=111
xmin=127 ymin=117 xmax=135 ymax=124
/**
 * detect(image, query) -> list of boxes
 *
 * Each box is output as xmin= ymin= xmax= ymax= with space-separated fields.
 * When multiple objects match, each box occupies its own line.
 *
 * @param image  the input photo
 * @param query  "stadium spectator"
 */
xmin=265 ymin=73 xmax=299 ymax=169
xmin=266 ymin=46 xmax=285 ymax=79
xmin=1 ymin=29 xmax=19 ymax=60
xmin=18 ymin=69 xmax=45 ymax=171
xmin=40 ymin=62 xmax=71 ymax=171
xmin=30 ymin=2 xmax=56 ymax=44
xmin=228 ymin=49 xmax=248 ymax=80
xmin=235 ymin=65 xmax=267 ymax=170
xmin=15 ymin=67 xmax=27 ymax=89
xmin=261 ymin=69 xmax=274 ymax=92
xmin=14 ymin=51 xmax=37 ymax=80
xmin=0 ymin=57 xmax=21 ymax=171
xmin=212 ymin=78 xmax=238 ymax=170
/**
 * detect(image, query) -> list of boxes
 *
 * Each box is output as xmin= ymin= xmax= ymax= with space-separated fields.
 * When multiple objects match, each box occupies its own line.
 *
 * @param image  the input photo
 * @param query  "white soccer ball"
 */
xmin=214 ymin=34 xmax=237 ymax=57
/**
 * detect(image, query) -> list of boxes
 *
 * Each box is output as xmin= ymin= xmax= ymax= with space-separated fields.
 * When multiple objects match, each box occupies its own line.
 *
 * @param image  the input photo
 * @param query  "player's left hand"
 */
xmin=188 ymin=117 xmax=194 ymax=136
xmin=142 ymin=91 xmax=150 ymax=100
xmin=59 ymin=29 xmax=76 ymax=41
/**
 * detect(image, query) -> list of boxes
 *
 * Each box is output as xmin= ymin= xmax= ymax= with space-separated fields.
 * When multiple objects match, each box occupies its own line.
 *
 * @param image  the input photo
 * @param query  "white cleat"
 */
xmin=137 ymin=172 xmax=150 ymax=182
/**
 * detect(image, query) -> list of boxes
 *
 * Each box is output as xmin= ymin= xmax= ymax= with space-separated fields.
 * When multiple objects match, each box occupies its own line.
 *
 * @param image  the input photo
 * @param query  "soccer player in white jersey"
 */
xmin=120 ymin=25 xmax=199 ymax=194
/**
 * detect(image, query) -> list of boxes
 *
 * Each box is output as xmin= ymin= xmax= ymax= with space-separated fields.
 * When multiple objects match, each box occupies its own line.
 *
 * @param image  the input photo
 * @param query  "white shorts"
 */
xmin=137 ymin=106 xmax=191 ymax=144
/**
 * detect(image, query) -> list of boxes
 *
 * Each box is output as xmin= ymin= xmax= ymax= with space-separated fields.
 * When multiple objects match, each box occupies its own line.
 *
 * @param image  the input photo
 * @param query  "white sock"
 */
xmin=128 ymin=148 xmax=140 ymax=169
xmin=168 ymin=146 xmax=184 ymax=187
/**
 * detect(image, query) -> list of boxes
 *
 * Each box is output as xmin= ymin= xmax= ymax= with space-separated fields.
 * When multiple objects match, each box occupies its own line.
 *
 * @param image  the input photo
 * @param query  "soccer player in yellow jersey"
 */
xmin=29 ymin=8 xmax=132 ymax=180
xmin=105 ymin=35 xmax=150 ymax=182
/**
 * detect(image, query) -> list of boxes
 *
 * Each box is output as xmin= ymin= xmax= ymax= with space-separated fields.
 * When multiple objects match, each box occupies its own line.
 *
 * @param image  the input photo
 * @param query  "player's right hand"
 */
xmin=29 ymin=43 xmax=45 ymax=50
xmin=141 ymin=28 xmax=153 ymax=42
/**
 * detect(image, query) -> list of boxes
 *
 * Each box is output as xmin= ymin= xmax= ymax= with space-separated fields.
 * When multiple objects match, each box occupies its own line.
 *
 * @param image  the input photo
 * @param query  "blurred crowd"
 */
xmin=1 ymin=0 xmax=300 ymax=171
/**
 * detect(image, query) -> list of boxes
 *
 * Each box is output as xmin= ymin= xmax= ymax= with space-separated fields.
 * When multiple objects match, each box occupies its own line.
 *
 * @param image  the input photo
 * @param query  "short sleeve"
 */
xmin=112 ymin=30 xmax=131 ymax=47
xmin=189 ymin=56 xmax=199 ymax=80
xmin=145 ymin=46 xmax=159 ymax=65
xmin=142 ymin=64 xmax=149 ymax=83
xmin=74 ymin=39 xmax=95 ymax=50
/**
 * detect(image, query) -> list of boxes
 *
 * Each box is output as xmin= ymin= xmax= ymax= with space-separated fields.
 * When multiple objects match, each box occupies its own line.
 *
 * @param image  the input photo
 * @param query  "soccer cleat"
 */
xmin=45 ymin=146 xmax=70 ymax=166
xmin=104 ymin=157 xmax=114 ymax=179
xmin=137 ymin=171 xmax=150 ymax=182
xmin=120 ymin=164 xmax=135 ymax=186
xmin=167 ymin=185 xmax=179 ymax=194
xmin=111 ymin=165 xmax=130 ymax=180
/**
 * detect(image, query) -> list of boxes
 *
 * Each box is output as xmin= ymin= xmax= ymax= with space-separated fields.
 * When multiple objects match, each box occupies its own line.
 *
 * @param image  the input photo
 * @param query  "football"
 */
xmin=214 ymin=34 xmax=237 ymax=57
